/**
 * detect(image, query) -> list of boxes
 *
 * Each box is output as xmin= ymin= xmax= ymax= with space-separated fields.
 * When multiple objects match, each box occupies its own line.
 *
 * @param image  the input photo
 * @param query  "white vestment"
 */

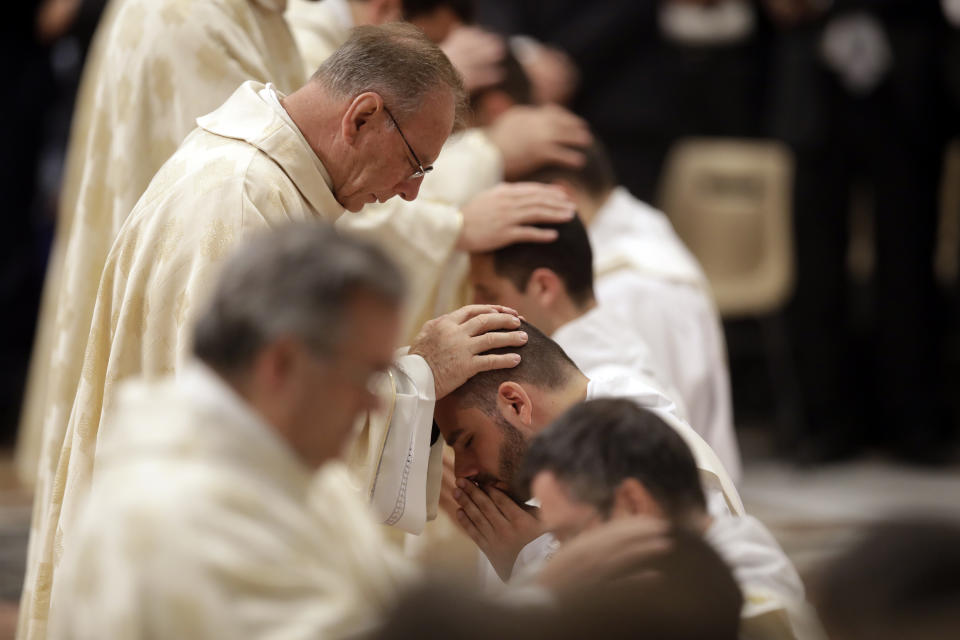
xmin=48 ymin=363 xmax=414 ymax=640
xmin=16 ymin=0 xmax=305 ymax=490
xmin=552 ymin=306 xmax=690 ymax=422
xmin=287 ymin=0 xmax=353 ymax=74
xmin=705 ymin=515 xmax=825 ymax=640
xmin=20 ymin=82 xmax=440 ymax=639
xmin=590 ymin=186 xmax=741 ymax=481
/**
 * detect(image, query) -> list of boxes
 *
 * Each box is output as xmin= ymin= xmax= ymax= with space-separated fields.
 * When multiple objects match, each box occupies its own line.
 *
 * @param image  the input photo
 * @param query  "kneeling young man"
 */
xmin=434 ymin=322 xmax=742 ymax=582
xmin=523 ymin=399 xmax=823 ymax=640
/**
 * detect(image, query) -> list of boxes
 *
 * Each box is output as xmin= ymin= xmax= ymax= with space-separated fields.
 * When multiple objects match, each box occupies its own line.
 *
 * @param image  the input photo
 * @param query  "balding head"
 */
xmin=313 ymin=22 xmax=468 ymax=130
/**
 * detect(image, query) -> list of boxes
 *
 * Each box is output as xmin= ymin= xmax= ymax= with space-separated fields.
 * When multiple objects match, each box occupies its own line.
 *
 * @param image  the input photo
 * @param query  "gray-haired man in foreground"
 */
xmin=48 ymin=224 xmax=681 ymax=639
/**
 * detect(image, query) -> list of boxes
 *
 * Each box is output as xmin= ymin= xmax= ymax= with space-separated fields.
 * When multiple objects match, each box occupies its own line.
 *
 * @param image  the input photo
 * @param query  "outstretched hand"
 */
xmin=537 ymin=516 xmax=673 ymax=598
xmin=457 ymin=183 xmax=576 ymax=253
xmin=487 ymin=105 xmax=592 ymax=180
xmin=409 ymin=305 xmax=527 ymax=399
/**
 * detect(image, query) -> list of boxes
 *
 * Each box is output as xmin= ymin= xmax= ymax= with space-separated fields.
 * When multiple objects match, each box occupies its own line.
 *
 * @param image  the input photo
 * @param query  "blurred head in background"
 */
xmin=815 ymin=516 xmax=960 ymax=640
xmin=404 ymin=0 xmax=474 ymax=42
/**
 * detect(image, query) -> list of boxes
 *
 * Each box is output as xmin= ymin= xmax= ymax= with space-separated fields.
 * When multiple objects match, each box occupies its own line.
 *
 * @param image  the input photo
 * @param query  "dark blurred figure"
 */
xmin=475 ymin=0 xmax=767 ymax=202
xmin=815 ymin=517 xmax=960 ymax=640
xmin=765 ymin=0 xmax=954 ymax=464
xmin=374 ymin=529 xmax=742 ymax=640
xmin=0 ymin=0 xmax=105 ymax=443
xmin=0 ymin=2 xmax=53 ymax=443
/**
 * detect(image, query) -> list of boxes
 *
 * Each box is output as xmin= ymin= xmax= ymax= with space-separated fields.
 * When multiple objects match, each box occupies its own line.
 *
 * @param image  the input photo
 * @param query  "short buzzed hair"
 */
xmin=490 ymin=215 xmax=595 ymax=308
xmin=450 ymin=320 xmax=579 ymax=415
xmin=193 ymin=222 xmax=405 ymax=374
xmin=313 ymin=22 xmax=469 ymax=131
xmin=521 ymin=399 xmax=707 ymax=521
xmin=517 ymin=140 xmax=618 ymax=199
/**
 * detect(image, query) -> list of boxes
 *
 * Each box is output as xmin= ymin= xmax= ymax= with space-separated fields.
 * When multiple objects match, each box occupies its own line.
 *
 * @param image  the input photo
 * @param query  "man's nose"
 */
xmin=454 ymin=452 xmax=478 ymax=480
xmin=397 ymin=176 xmax=424 ymax=201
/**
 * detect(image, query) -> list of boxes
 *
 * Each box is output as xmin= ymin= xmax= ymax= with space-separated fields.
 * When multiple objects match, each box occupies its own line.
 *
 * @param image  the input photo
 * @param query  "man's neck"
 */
xmin=280 ymin=84 xmax=348 ymax=200
xmin=535 ymin=370 xmax=590 ymax=431
xmin=574 ymin=188 xmax=615 ymax=228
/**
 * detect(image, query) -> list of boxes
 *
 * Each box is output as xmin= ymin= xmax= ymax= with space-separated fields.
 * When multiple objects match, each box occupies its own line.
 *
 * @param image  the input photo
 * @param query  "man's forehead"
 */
xmin=435 ymin=401 xmax=491 ymax=434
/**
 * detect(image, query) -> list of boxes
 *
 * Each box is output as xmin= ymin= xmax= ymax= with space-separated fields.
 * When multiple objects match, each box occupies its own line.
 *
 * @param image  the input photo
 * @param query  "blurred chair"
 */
xmin=659 ymin=138 xmax=794 ymax=316
xmin=658 ymin=138 xmax=799 ymax=446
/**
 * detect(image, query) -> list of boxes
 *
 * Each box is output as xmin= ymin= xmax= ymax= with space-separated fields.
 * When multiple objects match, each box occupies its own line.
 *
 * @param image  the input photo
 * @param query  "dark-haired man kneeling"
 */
xmin=434 ymin=321 xmax=742 ymax=586
xmin=524 ymin=399 xmax=823 ymax=640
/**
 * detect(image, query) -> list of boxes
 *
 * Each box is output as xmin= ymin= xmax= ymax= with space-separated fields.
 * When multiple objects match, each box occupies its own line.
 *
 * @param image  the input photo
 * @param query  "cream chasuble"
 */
xmin=589 ymin=187 xmax=742 ymax=482
xmin=287 ymin=0 xmax=353 ymax=75
xmin=48 ymin=363 xmax=414 ymax=640
xmin=16 ymin=0 xmax=306 ymax=488
xmin=20 ymin=82 xmax=440 ymax=640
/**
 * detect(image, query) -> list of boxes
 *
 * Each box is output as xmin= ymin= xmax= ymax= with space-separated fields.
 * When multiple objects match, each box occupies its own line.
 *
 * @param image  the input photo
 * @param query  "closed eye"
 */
xmin=465 ymin=436 xmax=474 ymax=449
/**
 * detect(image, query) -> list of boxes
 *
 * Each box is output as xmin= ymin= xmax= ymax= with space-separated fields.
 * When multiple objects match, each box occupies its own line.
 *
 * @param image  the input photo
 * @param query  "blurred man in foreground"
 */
xmin=523 ymin=399 xmax=822 ymax=639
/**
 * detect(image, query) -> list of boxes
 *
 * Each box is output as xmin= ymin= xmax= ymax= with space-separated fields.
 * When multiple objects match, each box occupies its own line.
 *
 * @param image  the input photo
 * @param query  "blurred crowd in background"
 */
xmin=7 ymin=0 xmax=960 ymax=465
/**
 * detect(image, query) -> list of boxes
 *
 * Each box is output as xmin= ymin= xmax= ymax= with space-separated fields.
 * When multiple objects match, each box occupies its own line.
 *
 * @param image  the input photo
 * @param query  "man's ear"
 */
xmin=341 ymin=92 xmax=384 ymax=145
xmin=526 ymin=268 xmax=566 ymax=307
xmin=254 ymin=337 xmax=300 ymax=394
xmin=610 ymin=478 xmax=665 ymax=520
xmin=496 ymin=381 xmax=534 ymax=427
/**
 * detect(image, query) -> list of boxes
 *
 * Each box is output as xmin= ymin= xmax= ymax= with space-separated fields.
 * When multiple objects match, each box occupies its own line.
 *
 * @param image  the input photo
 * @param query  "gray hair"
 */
xmin=193 ymin=222 xmax=405 ymax=373
xmin=312 ymin=22 xmax=469 ymax=131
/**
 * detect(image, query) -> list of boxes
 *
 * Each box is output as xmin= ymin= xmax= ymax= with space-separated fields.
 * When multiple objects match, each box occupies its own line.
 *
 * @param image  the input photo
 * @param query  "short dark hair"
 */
xmin=403 ymin=0 xmax=474 ymax=23
xmin=193 ymin=222 xmax=405 ymax=374
xmin=516 ymin=140 xmax=618 ymax=199
xmin=490 ymin=215 xmax=594 ymax=308
xmin=521 ymin=399 xmax=707 ymax=521
xmin=450 ymin=320 xmax=579 ymax=415
xmin=469 ymin=49 xmax=533 ymax=112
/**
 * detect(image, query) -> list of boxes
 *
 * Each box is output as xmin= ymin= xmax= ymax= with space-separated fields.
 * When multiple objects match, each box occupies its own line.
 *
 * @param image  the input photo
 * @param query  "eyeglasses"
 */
xmin=384 ymin=105 xmax=434 ymax=180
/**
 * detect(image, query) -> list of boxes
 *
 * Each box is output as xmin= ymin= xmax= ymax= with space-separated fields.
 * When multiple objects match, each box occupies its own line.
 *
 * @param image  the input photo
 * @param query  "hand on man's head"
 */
xmin=486 ymin=104 xmax=593 ymax=180
xmin=457 ymin=182 xmax=576 ymax=253
xmin=409 ymin=305 xmax=527 ymax=399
